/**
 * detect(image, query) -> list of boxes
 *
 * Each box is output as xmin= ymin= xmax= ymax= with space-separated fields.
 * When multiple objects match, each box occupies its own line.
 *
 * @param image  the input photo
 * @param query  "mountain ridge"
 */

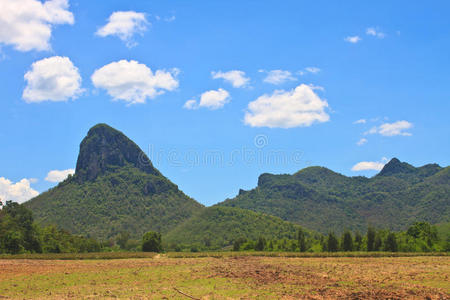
xmin=24 ymin=124 xmax=449 ymax=240
xmin=219 ymin=158 xmax=449 ymax=233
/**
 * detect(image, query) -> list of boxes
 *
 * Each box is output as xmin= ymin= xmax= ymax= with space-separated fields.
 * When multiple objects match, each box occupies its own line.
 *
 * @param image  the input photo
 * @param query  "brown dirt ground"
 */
xmin=0 ymin=256 xmax=449 ymax=299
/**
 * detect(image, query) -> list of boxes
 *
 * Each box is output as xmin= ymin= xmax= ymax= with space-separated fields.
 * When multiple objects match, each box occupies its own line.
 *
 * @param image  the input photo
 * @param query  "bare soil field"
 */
xmin=0 ymin=255 xmax=448 ymax=299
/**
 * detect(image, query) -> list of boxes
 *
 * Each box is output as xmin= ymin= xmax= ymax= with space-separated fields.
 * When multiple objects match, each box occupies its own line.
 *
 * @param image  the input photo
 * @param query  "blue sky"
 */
xmin=1 ymin=0 xmax=449 ymax=206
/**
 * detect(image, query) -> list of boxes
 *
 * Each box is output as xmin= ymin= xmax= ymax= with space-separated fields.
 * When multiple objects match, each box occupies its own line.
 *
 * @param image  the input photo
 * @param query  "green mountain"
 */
xmin=24 ymin=124 xmax=449 ymax=242
xmin=218 ymin=158 xmax=450 ymax=233
xmin=163 ymin=206 xmax=300 ymax=248
xmin=25 ymin=124 xmax=204 ymax=240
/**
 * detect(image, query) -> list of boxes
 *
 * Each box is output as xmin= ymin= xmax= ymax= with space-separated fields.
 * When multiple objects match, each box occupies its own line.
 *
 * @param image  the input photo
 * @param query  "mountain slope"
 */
xmin=25 ymin=124 xmax=203 ymax=240
xmin=219 ymin=158 xmax=449 ymax=233
xmin=164 ymin=206 xmax=300 ymax=248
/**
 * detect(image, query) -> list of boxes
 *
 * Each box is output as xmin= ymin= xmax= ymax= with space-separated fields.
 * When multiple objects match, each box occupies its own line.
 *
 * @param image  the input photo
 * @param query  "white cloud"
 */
xmin=45 ymin=169 xmax=74 ymax=182
xmin=263 ymin=70 xmax=297 ymax=85
xmin=0 ymin=177 xmax=39 ymax=204
xmin=366 ymin=27 xmax=385 ymax=39
xmin=244 ymin=84 xmax=329 ymax=128
xmin=356 ymin=138 xmax=368 ymax=146
xmin=183 ymin=99 xmax=197 ymax=110
xmin=351 ymin=158 xmax=387 ymax=171
xmin=23 ymin=56 xmax=83 ymax=103
xmin=366 ymin=120 xmax=413 ymax=136
xmin=199 ymin=88 xmax=230 ymax=110
xmin=96 ymin=11 xmax=149 ymax=48
xmin=91 ymin=60 xmax=179 ymax=105
xmin=0 ymin=0 xmax=74 ymax=52
xmin=353 ymin=119 xmax=366 ymax=124
xmin=345 ymin=36 xmax=361 ymax=43
xmin=305 ymin=67 xmax=321 ymax=74
xmin=211 ymin=70 xmax=250 ymax=88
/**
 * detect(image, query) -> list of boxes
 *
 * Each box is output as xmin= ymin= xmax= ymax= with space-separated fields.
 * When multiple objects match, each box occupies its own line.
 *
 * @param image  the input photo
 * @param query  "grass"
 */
xmin=0 ymin=251 xmax=447 ymax=260
xmin=0 ymin=254 xmax=448 ymax=299
xmin=0 ymin=252 xmax=158 ymax=260
xmin=166 ymin=251 xmax=449 ymax=258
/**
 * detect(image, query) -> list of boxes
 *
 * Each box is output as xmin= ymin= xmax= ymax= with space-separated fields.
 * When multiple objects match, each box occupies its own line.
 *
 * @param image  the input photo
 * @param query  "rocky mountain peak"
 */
xmin=74 ymin=123 xmax=159 ymax=182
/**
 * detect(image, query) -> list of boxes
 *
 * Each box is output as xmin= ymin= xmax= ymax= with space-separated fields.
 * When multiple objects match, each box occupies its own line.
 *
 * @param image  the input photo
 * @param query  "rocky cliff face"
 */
xmin=75 ymin=123 xmax=160 ymax=182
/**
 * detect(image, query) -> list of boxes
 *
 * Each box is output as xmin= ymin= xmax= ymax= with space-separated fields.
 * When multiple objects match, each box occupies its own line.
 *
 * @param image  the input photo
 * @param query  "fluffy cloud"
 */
xmin=183 ymin=99 xmax=197 ymax=110
xmin=211 ymin=70 xmax=250 ymax=88
xmin=244 ymin=84 xmax=329 ymax=128
xmin=0 ymin=0 xmax=74 ymax=51
xmin=366 ymin=120 xmax=413 ymax=136
xmin=23 ymin=56 xmax=83 ymax=103
xmin=356 ymin=138 xmax=368 ymax=146
xmin=0 ymin=177 xmax=39 ymax=204
xmin=366 ymin=27 xmax=385 ymax=39
xmin=263 ymin=70 xmax=296 ymax=85
xmin=351 ymin=158 xmax=388 ymax=172
xmin=45 ymin=169 xmax=74 ymax=182
xmin=345 ymin=36 xmax=361 ymax=43
xmin=353 ymin=119 xmax=366 ymax=124
xmin=91 ymin=60 xmax=179 ymax=104
xmin=199 ymin=88 xmax=230 ymax=109
xmin=96 ymin=11 xmax=148 ymax=47
xmin=184 ymin=89 xmax=230 ymax=110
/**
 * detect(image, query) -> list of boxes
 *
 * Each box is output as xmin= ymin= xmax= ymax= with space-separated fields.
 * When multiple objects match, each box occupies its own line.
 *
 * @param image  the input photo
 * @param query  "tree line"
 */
xmin=1 ymin=200 xmax=448 ymax=254
xmin=0 ymin=200 xmax=163 ymax=254
xmin=232 ymin=224 xmax=448 ymax=252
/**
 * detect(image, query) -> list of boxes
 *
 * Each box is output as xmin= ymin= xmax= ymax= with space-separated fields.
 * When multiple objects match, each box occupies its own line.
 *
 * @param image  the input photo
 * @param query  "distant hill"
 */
xmin=163 ymin=206 xmax=300 ymax=248
xmin=218 ymin=158 xmax=450 ymax=233
xmin=25 ymin=124 xmax=204 ymax=240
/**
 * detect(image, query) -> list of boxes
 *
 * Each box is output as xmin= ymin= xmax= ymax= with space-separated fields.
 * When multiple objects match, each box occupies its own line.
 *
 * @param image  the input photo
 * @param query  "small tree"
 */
xmin=374 ymin=235 xmax=382 ymax=251
xmin=342 ymin=231 xmax=353 ymax=251
xmin=142 ymin=231 xmax=162 ymax=252
xmin=354 ymin=231 xmax=363 ymax=251
xmin=297 ymin=227 xmax=307 ymax=252
xmin=233 ymin=237 xmax=246 ymax=251
xmin=367 ymin=226 xmax=376 ymax=251
xmin=327 ymin=232 xmax=339 ymax=252
xmin=116 ymin=231 xmax=130 ymax=249
xmin=255 ymin=236 xmax=266 ymax=251
xmin=384 ymin=232 xmax=398 ymax=252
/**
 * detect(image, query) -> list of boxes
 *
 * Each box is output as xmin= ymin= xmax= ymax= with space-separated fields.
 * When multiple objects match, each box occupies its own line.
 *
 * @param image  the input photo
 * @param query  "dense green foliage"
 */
xmin=163 ymin=206 xmax=301 ymax=251
xmin=230 ymin=222 xmax=448 ymax=253
xmin=26 ymin=165 xmax=202 ymax=240
xmin=0 ymin=201 xmax=100 ymax=254
xmin=142 ymin=231 xmax=162 ymax=252
xmin=219 ymin=158 xmax=450 ymax=233
xmin=25 ymin=124 xmax=203 ymax=240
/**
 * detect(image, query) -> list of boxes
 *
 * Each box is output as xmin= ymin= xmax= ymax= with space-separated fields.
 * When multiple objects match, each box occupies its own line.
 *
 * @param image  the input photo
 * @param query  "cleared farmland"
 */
xmin=0 ymin=255 xmax=449 ymax=299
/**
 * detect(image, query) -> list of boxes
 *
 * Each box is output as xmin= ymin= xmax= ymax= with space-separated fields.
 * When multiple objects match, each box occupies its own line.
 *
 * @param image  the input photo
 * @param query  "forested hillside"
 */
xmin=25 ymin=124 xmax=203 ymax=239
xmin=164 ymin=206 xmax=301 ymax=249
xmin=219 ymin=158 xmax=450 ymax=233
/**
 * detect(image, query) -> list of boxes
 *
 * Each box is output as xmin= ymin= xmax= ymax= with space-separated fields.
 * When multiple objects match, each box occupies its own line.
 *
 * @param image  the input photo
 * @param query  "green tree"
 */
xmin=327 ymin=232 xmax=339 ymax=252
xmin=367 ymin=226 xmax=376 ymax=251
xmin=297 ymin=227 xmax=307 ymax=252
xmin=142 ymin=231 xmax=162 ymax=252
xmin=342 ymin=231 xmax=353 ymax=251
xmin=0 ymin=201 xmax=41 ymax=254
xmin=374 ymin=235 xmax=382 ymax=251
xmin=116 ymin=231 xmax=130 ymax=249
xmin=233 ymin=237 xmax=246 ymax=251
xmin=384 ymin=232 xmax=398 ymax=252
xmin=354 ymin=231 xmax=363 ymax=251
xmin=255 ymin=236 xmax=266 ymax=251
